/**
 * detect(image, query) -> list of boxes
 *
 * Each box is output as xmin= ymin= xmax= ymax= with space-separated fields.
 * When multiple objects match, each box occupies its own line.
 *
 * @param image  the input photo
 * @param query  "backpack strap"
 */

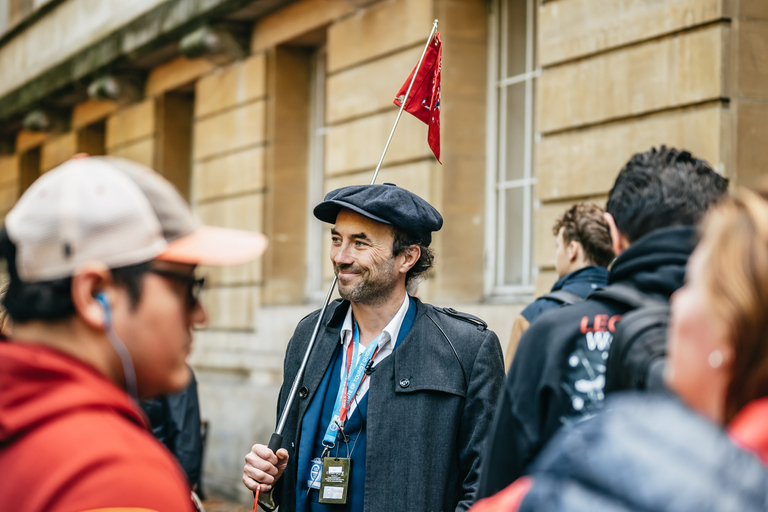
xmin=605 ymin=303 xmax=670 ymax=392
xmin=594 ymin=283 xmax=671 ymax=393
xmin=541 ymin=290 xmax=584 ymax=306
xmin=438 ymin=307 xmax=488 ymax=331
xmin=426 ymin=310 xmax=469 ymax=391
xmin=588 ymin=283 xmax=666 ymax=309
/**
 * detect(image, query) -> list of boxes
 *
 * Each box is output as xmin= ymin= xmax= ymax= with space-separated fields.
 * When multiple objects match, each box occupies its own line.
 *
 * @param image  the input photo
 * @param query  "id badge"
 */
xmin=307 ymin=457 xmax=323 ymax=490
xmin=318 ymin=457 xmax=351 ymax=504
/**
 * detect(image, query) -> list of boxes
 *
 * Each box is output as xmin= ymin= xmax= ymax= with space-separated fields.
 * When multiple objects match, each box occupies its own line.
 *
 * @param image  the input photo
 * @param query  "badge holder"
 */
xmin=318 ymin=431 xmax=352 ymax=505
xmin=318 ymin=456 xmax=351 ymax=504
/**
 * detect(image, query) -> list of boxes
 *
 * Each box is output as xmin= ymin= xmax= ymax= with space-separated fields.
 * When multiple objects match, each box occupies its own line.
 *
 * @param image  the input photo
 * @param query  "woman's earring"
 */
xmin=708 ymin=350 xmax=724 ymax=369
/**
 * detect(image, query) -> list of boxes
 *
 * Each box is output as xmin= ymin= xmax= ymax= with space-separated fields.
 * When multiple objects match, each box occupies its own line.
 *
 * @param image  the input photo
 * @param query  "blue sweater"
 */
xmin=520 ymin=265 xmax=608 ymax=324
xmin=295 ymin=298 xmax=416 ymax=512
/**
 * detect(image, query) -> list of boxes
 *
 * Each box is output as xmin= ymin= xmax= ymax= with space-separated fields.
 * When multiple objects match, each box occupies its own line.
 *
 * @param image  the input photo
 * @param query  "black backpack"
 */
xmin=541 ymin=289 xmax=584 ymax=306
xmin=589 ymin=283 xmax=670 ymax=393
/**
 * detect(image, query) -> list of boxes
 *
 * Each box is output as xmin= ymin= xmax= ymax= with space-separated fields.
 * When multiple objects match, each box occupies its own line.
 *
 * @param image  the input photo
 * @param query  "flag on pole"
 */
xmin=393 ymin=32 xmax=442 ymax=163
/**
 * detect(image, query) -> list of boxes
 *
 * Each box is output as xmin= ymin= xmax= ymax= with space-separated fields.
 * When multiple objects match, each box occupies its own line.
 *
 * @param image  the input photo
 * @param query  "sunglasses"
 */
xmin=147 ymin=267 xmax=206 ymax=308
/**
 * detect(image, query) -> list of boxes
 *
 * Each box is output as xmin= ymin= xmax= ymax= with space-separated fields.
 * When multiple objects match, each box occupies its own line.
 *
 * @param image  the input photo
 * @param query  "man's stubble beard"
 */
xmin=335 ymin=256 xmax=400 ymax=307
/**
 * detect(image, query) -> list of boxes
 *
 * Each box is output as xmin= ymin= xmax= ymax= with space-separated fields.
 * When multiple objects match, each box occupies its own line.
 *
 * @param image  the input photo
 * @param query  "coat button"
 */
xmin=399 ymin=378 xmax=410 ymax=388
xmin=299 ymin=387 xmax=309 ymax=398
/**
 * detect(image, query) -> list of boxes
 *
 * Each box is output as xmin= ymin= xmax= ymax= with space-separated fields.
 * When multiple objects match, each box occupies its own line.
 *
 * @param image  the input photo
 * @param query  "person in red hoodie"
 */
xmin=0 ymin=156 xmax=267 ymax=512
xmin=470 ymin=186 xmax=768 ymax=512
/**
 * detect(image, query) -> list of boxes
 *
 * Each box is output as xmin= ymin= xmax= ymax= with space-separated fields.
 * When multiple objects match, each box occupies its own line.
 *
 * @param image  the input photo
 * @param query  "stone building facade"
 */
xmin=0 ymin=0 xmax=764 ymax=504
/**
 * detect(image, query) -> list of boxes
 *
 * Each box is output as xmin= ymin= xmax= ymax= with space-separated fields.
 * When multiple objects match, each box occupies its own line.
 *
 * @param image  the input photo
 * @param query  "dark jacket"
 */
xmin=477 ymin=226 xmax=695 ymax=499
xmin=272 ymin=297 xmax=505 ymax=512
xmin=519 ymin=393 xmax=768 ymax=511
xmin=506 ymin=266 xmax=608 ymax=368
xmin=520 ymin=265 xmax=608 ymax=324
xmin=141 ymin=369 xmax=203 ymax=494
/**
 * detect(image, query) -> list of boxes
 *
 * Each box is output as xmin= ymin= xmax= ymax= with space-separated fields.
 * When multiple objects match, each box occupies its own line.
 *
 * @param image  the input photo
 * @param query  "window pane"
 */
xmin=488 ymin=0 xmax=537 ymax=296
xmin=503 ymin=82 xmax=526 ymax=182
xmin=506 ymin=0 xmax=528 ymax=78
xmin=502 ymin=186 xmax=525 ymax=286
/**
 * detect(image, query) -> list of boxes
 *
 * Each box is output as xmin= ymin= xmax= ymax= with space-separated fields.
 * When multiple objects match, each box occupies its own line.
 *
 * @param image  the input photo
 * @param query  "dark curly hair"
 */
xmin=552 ymin=203 xmax=613 ymax=268
xmin=392 ymin=227 xmax=434 ymax=286
xmin=606 ymin=146 xmax=728 ymax=242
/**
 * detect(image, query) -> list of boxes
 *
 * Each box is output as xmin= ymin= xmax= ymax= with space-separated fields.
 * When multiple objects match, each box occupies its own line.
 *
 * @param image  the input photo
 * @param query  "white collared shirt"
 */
xmin=338 ymin=294 xmax=410 ymax=416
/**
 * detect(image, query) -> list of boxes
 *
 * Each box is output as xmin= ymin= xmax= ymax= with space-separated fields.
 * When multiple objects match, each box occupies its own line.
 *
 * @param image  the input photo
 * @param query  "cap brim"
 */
xmin=314 ymin=200 xmax=391 ymax=226
xmin=157 ymin=226 xmax=268 ymax=266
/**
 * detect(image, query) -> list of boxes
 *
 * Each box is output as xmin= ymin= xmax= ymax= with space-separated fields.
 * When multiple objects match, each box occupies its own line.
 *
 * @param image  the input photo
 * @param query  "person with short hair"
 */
xmin=505 ymin=203 xmax=613 ymax=369
xmin=0 ymin=156 xmax=267 ymax=511
xmin=476 ymin=146 xmax=729 ymax=499
xmin=243 ymin=183 xmax=505 ymax=512
xmin=469 ymin=185 xmax=768 ymax=512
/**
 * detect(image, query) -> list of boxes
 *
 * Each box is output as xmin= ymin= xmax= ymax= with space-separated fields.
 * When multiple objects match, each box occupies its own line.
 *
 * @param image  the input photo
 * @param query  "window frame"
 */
xmin=484 ymin=0 xmax=540 ymax=299
xmin=306 ymin=45 xmax=328 ymax=302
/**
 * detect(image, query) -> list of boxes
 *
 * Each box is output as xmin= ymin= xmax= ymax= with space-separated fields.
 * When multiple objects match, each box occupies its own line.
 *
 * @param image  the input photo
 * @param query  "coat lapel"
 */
xmin=296 ymin=300 xmax=349 ymax=421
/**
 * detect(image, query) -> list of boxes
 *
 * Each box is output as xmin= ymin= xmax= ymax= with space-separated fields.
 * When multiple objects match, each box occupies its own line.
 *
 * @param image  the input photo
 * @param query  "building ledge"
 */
xmin=0 ymin=0 xmax=295 ymax=125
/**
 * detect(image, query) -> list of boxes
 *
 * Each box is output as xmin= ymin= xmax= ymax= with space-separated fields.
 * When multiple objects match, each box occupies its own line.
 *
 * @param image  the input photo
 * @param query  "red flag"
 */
xmin=394 ymin=32 xmax=442 ymax=163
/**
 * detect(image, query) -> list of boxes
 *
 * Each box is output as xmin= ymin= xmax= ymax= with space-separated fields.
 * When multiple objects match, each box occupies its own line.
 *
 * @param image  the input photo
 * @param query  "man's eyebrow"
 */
xmin=330 ymin=228 xmax=370 ymax=240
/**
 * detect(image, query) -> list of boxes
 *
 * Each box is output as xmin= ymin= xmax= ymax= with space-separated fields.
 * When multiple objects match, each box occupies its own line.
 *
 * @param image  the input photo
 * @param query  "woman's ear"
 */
xmin=718 ymin=340 xmax=736 ymax=372
xmin=70 ymin=263 xmax=112 ymax=331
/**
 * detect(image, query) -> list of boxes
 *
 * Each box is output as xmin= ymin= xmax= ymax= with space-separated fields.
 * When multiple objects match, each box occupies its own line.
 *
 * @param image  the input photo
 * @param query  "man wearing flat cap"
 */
xmin=243 ymin=184 xmax=505 ymax=512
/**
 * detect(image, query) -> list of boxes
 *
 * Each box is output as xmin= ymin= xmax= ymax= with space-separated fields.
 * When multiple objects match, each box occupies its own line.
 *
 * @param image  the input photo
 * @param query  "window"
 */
xmin=156 ymin=90 xmax=194 ymax=200
xmin=306 ymin=45 xmax=327 ymax=302
xmin=77 ymin=120 xmax=106 ymax=158
xmin=485 ymin=0 xmax=538 ymax=297
xmin=19 ymin=145 xmax=40 ymax=194
xmin=262 ymin=41 xmax=324 ymax=305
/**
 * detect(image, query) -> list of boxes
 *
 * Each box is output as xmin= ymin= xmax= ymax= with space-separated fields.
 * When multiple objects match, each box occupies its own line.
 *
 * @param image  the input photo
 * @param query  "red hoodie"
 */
xmin=0 ymin=342 xmax=194 ymax=512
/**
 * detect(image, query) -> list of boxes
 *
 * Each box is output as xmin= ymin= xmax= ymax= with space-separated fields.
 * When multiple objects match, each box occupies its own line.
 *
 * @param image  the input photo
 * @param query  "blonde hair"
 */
xmin=699 ymin=186 xmax=768 ymax=422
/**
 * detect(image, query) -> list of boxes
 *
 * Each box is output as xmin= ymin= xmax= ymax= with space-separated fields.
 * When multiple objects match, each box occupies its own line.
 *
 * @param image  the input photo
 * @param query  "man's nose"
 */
xmin=332 ymin=243 xmax=354 ymax=265
xmin=190 ymin=300 xmax=208 ymax=328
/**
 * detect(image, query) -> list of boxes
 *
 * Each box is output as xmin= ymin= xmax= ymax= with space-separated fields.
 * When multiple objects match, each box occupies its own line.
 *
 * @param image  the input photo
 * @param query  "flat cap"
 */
xmin=313 ymin=183 xmax=443 ymax=245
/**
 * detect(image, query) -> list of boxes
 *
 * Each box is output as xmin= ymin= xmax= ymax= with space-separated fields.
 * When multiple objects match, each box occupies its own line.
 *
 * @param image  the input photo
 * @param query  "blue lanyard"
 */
xmin=322 ymin=321 xmax=385 ymax=446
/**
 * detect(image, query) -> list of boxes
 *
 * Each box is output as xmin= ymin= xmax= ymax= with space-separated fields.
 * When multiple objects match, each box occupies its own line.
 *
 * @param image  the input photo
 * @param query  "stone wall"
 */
xmin=533 ymin=0 xmax=744 ymax=293
xmin=188 ymin=52 xmax=274 ymax=501
xmin=730 ymin=1 xmax=768 ymax=187
xmin=0 ymin=154 xmax=18 ymax=218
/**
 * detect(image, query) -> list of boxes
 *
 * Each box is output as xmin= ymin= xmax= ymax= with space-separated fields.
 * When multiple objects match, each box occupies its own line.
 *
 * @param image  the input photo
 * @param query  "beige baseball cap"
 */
xmin=5 ymin=156 xmax=267 ymax=282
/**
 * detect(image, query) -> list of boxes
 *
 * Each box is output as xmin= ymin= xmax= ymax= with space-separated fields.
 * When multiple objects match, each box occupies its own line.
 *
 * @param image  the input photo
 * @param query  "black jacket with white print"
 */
xmin=476 ymin=225 xmax=696 ymax=500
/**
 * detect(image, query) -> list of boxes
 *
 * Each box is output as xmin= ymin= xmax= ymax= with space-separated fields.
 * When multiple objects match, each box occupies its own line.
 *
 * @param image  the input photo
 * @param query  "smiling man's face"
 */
xmin=330 ymin=209 xmax=402 ymax=306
